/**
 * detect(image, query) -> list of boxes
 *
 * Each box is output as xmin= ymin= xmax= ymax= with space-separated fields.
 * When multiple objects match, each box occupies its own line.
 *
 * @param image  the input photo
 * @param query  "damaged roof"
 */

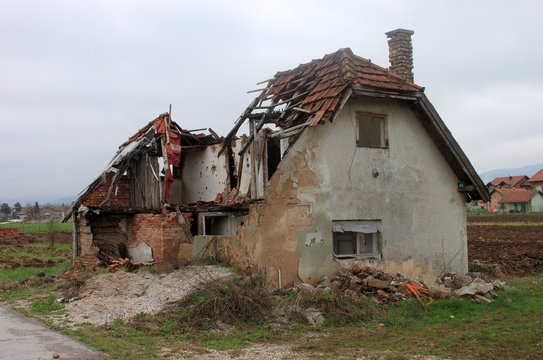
xmin=223 ymin=48 xmax=488 ymax=201
xmin=269 ymin=48 xmax=422 ymax=117
xmin=64 ymin=113 xmax=223 ymax=221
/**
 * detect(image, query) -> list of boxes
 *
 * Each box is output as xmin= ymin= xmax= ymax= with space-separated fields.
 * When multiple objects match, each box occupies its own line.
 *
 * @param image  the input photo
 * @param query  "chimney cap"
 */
xmin=385 ymin=28 xmax=414 ymax=37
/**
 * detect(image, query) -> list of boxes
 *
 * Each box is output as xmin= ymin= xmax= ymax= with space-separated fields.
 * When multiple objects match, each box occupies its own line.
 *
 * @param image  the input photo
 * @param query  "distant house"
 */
xmin=486 ymin=175 xmax=529 ymax=193
xmin=527 ymin=169 xmax=543 ymax=192
xmin=499 ymin=188 xmax=543 ymax=213
xmin=487 ymin=187 xmax=504 ymax=212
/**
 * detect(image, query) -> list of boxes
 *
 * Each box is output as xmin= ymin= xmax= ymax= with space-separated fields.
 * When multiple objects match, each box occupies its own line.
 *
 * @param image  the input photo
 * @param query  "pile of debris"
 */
xmin=309 ymin=263 xmax=506 ymax=304
xmin=65 ymin=265 xmax=232 ymax=326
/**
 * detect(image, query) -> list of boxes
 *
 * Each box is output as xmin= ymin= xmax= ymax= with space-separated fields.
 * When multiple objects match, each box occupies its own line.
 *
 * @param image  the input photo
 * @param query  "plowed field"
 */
xmin=468 ymin=221 xmax=543 ymax=276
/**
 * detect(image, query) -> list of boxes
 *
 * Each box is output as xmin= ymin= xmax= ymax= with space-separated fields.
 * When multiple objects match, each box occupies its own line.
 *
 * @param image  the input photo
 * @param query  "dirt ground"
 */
xmin=65 ymin=266 xmax=231 ymax=326
xmin=468 ymin=214 xmax=543 ymax=223
xmin=468 ymin=225 xmax=543 ymax=276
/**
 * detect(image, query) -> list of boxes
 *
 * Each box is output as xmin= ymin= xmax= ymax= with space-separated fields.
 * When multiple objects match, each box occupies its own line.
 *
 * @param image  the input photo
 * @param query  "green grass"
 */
xmin=61 ymin=323 xmax=160 ymax=360
xmin=0 ymin=262 xmax=72 ymax=285
xmin=297 ymin=275 xmax=543 ymax=360
xmin=0 ymin=222 xmax=73 ymax=233
xmin=1 ymin=243 xmax=71 ymax=261
xmin=31 ymin=295 xmax=64 ymax=314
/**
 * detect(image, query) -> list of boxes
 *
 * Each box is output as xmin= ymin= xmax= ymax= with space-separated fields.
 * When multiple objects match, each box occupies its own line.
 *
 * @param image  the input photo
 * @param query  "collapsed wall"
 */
xmin=74 ymin=211 xmax=191 ymax=272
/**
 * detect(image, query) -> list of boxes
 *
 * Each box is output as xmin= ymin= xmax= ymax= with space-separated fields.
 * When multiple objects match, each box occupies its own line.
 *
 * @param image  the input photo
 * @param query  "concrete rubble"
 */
xmin=293 ymin=263 xmax=506 ymax=304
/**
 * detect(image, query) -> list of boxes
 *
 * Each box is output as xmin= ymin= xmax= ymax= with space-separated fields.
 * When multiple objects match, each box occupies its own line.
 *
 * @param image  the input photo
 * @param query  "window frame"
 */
xmin=332 ymin=220 xmax=382 ymax=260
xmin=355 ymin=112 xmax=388 ymax=149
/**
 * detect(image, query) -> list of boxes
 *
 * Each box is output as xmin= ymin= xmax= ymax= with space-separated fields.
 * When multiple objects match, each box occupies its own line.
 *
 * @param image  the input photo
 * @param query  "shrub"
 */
xmin=176 ymin=276 xmax=272 ymax=330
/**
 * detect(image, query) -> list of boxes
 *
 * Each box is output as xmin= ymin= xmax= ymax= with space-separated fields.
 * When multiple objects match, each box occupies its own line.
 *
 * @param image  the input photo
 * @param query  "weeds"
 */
xmin=295 ymin=288 xmax=383 ymax=326
xmin=31 ymin=295 xmax=64 ymax=314
xmin=177 ymin=275 xmax=272 ymax=329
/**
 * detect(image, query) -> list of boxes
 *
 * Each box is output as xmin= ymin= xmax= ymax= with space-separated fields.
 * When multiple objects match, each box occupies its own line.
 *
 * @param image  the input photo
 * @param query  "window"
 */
xmin=356 ymin=112 xmax=387 ymax=148
xmin=198 ymin=212 xmax=247 ymax=236
xmin=332 ymin=220 xmax=382 ymax=259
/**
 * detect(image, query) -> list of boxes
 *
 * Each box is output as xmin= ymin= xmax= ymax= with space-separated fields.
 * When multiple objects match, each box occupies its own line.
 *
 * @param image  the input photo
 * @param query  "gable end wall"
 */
xmin=234 ymin=96 xmax=467 ymax=286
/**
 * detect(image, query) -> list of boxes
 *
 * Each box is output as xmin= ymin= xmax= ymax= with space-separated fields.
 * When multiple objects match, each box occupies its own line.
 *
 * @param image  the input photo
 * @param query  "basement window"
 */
xmin=332 ymin=220 xmax=382 ymax=259
xmin=356 ymin=112 xmax=387 ymax=148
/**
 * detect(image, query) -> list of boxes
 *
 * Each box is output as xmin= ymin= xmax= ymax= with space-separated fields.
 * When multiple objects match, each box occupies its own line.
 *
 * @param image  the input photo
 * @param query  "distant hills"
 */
xmin=479 ymin=163 xmax=543 ymax=184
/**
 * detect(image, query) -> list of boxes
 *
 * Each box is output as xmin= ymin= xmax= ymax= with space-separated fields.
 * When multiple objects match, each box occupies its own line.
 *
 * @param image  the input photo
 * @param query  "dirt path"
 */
xmin=0 ymin=307 xmax=109 ymax=360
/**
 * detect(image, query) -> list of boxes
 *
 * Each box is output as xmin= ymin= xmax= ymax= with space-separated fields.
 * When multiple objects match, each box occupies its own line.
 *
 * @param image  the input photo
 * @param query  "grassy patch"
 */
xmin=0 ymin=262 xmax=72 ymax=285
xmin=61 ymin=323 xmax=160 ymax=360
xmin=297 ymin=275 xmax=543 ymax=359
xmin=0 ymin=222 xmax=73 ymax=233
xmin=31 ymin=295 xmax=64 ymax=314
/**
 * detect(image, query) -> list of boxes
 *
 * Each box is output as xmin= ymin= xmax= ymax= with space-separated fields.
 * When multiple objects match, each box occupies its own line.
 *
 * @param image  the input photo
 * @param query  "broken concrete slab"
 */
xmin=454 ymin=278 xmax=494 ymax=297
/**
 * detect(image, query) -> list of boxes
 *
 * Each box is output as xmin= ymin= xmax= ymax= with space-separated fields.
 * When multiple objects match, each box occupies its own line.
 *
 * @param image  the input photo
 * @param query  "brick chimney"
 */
xmin=385 ymin=29 xmax=415 ymax=83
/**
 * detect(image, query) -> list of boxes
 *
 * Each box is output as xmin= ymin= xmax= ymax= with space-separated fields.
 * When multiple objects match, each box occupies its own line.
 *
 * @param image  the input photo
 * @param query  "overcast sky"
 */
xmin=1 ymin=0 xmax=542 ymax=204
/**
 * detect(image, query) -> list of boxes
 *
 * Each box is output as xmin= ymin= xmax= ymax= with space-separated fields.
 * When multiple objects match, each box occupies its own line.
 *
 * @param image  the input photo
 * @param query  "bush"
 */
xmin=177 ymin=276 xmax=272 ymax=330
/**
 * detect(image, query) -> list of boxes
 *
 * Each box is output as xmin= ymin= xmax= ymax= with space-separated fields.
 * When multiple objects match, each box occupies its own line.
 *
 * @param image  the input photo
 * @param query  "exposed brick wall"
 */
xmin=82 ymin=173 xmax=130 ymax=208
xmin=128 ymin=213 xmax=185 ymax=272
xmin=386 ymin=29 xmax=415 ymax=83
xmin=0 ymin=228 xmax=25 ymax=243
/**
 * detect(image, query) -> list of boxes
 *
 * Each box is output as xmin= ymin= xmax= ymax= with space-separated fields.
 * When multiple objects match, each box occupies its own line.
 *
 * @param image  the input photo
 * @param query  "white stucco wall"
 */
xmin=285 ymin=96 xmax=468 ymax=282
xmin=530 ymin=193 xmax=543 ymax=212
xmin=180 ymin=145 xmax=229 ymax=204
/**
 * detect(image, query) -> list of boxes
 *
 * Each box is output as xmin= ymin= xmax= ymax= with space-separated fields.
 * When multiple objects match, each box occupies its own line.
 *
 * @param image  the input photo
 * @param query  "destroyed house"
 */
xmin=66 ymin=29 xmax=488 ymax=284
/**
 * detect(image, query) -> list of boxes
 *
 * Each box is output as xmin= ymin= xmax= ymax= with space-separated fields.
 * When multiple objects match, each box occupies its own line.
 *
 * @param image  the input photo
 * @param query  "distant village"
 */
xmin=472 ymin=169 xmax=543 ymax=213
xmin=0 ymin=202 xmax=70 ymax=223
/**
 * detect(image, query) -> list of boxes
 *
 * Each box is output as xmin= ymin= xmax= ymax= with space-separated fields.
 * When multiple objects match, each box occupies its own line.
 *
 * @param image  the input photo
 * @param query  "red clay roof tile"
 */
xmin=499 ymin=188 xmax=539 ymax=203
xmin=489 ymin=175 xmax=528 ymax=187
xmin=528 ymin=169 xmax=543 ymax=183
xmin=266 ymin=48 xmax=422 ymax=121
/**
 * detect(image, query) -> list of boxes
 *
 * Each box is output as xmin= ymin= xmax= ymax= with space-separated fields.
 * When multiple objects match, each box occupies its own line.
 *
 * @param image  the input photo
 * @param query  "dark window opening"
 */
xmin=356 ymin=113 xmax=387 ymax=148
xmin=267 ymin=138 xmax=281 ymax=180
xmin=199 ymin=212 xmax=247 ymax=236
xmin=226 ymin=145 xmax=238 ymax=189
xmin=204 ymin=215 xmax=231 ymax=235
xmin=188 ymin=211 xmax=198 ymax=236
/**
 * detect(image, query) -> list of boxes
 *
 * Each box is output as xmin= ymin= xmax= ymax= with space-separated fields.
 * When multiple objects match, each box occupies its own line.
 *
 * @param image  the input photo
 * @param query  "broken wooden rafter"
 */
xmin=256 ymin=78 xmax=275 ymax=85
xmin=269 ymin=121 xmax=311 ymax=138
xmin=247 ymin=87 xmax=268 ymax=94
xmin=218 ymin=84 xmax=272 ymax=156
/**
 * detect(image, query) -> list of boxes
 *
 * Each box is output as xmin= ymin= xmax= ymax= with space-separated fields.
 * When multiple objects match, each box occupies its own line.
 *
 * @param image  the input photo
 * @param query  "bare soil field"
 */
xmin=468 ymin=225 xmax=543 ymax=276
xmin=468 ymin=214 xmax=543 ymax=223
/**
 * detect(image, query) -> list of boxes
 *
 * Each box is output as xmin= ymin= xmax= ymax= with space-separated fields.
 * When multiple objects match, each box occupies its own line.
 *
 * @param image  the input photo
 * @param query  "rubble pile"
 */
xmin=313 ymin=263 xmax=506 ymax=304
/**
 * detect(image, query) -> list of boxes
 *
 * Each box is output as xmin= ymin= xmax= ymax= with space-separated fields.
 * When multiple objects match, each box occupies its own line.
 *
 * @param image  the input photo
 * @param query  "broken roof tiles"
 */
xmin=267 ymin=48 xmax=422 ymax=118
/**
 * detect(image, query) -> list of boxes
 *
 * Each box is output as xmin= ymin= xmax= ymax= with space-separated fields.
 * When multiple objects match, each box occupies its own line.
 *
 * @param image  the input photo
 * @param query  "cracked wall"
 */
xmin=221 ymin=95 xmax=467 ymax=285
